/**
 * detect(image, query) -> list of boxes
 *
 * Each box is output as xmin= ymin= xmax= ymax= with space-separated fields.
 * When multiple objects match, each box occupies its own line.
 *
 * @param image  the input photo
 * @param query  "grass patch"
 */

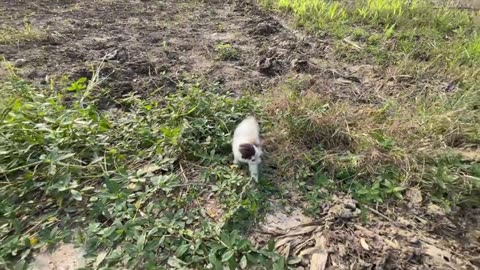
xmin=0 ymin=23 xmax=47 ymax=44
xmin=215 ymin=43 xmax=240 ymax=61
xmin=0 ymin=76 xmax=286 ymax=269
xmin=261 ymin=0 xmax=480 ymax=73
xmin=263 ymin=82 xmax=479 ymax=209
xmin=259 ymin=0 xmax=480 ymax=211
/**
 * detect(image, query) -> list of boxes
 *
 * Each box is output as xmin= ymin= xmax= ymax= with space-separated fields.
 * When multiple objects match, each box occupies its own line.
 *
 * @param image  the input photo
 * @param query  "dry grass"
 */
xmin=262 ymin=76 xmax=479 ymax=207
xmin=0 ymin=23 xmax=47 ymax=44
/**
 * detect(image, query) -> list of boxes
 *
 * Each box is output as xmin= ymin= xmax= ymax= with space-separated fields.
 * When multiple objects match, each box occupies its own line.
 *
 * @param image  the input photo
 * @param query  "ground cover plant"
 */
xmin=0 ymin=71 xmax=288 ymax=269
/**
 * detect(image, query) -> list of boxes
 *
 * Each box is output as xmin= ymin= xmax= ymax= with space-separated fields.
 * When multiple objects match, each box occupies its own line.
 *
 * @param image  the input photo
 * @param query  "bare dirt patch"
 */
xmin=32 ymin=243 xmax=85 ymax=270
xmin=0 ymin=0 xmax=430 ymax=107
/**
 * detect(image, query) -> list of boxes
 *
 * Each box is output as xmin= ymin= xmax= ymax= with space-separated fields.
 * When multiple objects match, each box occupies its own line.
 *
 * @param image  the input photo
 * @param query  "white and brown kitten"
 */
xmin=232 ymin=116 xmax=263 ymax=182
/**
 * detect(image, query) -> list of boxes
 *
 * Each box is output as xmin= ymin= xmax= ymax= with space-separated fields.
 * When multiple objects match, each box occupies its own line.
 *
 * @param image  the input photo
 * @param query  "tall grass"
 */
xmin=260 ymin=0 xmax=480 ymax=209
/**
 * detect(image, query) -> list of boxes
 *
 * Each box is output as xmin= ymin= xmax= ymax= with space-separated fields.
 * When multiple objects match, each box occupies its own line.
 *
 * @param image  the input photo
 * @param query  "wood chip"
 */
xmin=293 ymin=236 xmax=315 ymax=255
xmin=360 ymin=238 xmax=370 ymax=250
xmin=310 ymin=235 xmax=328 ymax=270
xmin=280 ymin=242 xmax=291 ymax=257
xmin=275 ymin=236 xmax=297 ymax=249
xmin=354 ymin=225 xmax=376 ymax=238
xmin=384 ymin=238 xmax=400 ymax=250
xmin=284 ymin=225 xmax=317 ymax=237
xmin=299 ymin=246 xmax=323 ymax=257
xmin=310 ymin=252 xmax=329 ymax=270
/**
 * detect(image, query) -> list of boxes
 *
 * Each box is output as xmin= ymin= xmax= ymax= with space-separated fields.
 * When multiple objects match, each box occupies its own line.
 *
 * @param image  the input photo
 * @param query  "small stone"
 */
xmin=409 ymin=237 xmax=420 ymax=245
xmin=338 ymin=208 xmax=353 ymax=219
xmin=14 ymin=58 xmax=27 ymax=67
xmin=426 ymin=203 xmax=446 ymax=216
xmin=470 ymin=256 xmax=480 ymax=267
xmin=406 ymin=188 xmax=422 ymax=207
xmin=251 ymin=22 xmax=278 ymax=36
xmin=343 ymin=198 xmax=358 ymax=210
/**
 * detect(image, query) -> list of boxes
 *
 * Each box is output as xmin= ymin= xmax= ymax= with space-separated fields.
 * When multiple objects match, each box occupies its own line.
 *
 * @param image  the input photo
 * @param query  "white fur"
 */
xmin=232 ymin=116 xmax=263 ymax=181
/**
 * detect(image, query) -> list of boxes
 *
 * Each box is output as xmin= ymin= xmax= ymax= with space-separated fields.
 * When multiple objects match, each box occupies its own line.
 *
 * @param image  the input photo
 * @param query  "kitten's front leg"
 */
xmin=233 ymin=155 xmax=240 ymax=165
xmin=248 ymin=163 xmax=258 ymax=182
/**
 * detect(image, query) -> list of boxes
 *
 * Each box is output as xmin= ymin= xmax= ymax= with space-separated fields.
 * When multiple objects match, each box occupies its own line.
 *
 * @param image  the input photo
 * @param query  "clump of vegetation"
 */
xmin=215 ymin=43 xmax=240 ymax=61
xmin=263 ymin=84 xmax=479 ymax=208
xmin=259 ymin=0 xmax=480 ymax=209
xmin=0 ymin=22 xmax=47 ymax=44
xmin=0 ymin=75 xmax=285 ymax=269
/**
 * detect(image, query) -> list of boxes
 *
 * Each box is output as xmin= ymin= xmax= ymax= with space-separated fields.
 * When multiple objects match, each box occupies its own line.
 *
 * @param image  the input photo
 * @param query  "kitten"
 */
xmin=232 ymin=116 xmax=263 ymax=182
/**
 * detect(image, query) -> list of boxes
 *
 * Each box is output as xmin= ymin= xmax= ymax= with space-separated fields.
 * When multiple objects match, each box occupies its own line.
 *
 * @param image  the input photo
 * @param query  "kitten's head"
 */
xmin=239 ymin=143 xmax=262 ymax=164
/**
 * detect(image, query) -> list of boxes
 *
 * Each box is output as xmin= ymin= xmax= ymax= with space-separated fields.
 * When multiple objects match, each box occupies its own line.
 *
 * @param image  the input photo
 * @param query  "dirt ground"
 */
xmin=1 ymin=0 xmax=479 ymax=269
xmin=0 ymin=0 xmax=426 ymax=107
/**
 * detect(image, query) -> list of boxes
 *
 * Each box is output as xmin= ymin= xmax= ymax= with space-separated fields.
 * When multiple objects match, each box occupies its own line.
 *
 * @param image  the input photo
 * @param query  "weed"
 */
xmin=0 ymin=78 xmax=285 ymax=269
xmin=0 ymin=22 xmax=47 ymax=44
xmin=215 ymin=43 xmax=240 ymax=61
xmin=263 ymin=80 xmax=479 ymax=209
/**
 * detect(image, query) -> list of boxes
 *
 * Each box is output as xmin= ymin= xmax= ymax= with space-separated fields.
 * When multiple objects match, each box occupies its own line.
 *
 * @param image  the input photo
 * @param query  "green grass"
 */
xmin=261 ymin=0 xmax=480 ymax=73
xmin=263 ymin=82 xmax=479 ymax=208
xmin=0 ymin=23 xmax=47 ymax=44
xmin=215 ymin=43 xmax=240 ymax=61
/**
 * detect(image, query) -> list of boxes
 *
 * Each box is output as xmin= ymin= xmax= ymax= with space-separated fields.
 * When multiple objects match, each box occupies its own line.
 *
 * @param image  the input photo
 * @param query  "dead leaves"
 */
xmin=256 ymin=195 xmax=479 ymax=269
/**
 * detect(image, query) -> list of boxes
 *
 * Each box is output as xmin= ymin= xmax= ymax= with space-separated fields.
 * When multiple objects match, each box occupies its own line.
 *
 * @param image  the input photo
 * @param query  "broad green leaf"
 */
xmin=167 ymin=256 xmax=184 ymax=268
xmin=94 ymin=251 xmax=108 ymax=268
xmin=221 ymin=250 xmax=235 ymax=262
xmin=137 ymin=164 xmax=161 ymax=176
xmin=208 ymin=252 xmax=223 ymax=270
xmin=137 ymin=233 xmax=146 ymax=250
xmin=70 ymin=190 xmax=82 ymax=201
xmin=175 ymin=244 xmax=190 ymax=258
xmin=239 ymin=255 xmax=247 ymax=269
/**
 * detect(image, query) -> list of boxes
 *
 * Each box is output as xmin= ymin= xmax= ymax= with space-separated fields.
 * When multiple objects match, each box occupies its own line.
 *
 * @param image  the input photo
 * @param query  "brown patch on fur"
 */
xmin=239 ymin=143 xmax=256 ymax=159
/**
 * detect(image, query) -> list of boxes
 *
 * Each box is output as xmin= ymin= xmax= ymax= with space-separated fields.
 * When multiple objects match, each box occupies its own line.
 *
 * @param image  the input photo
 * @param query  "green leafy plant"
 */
xmin=0 ymin=78 xmax=284 ymax=269
xmin=215 ymin=43 xmax=240 ymax=61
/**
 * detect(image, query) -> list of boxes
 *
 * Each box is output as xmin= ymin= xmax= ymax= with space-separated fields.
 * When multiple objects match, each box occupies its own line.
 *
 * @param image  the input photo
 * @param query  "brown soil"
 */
xmin=1 ymin=0 xmax=479 ymax=269
xmin=0 ymin=0 xmax=425 ymax=108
